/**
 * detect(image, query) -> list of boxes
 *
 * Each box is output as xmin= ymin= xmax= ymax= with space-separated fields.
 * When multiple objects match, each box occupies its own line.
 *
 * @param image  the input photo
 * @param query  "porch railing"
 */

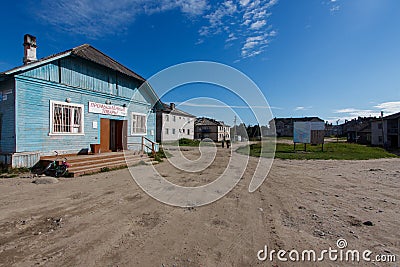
xmin=142 ymin=136 xmax=157 ymax=156
xmin=126 ymin=136 xmax=158 ymax=156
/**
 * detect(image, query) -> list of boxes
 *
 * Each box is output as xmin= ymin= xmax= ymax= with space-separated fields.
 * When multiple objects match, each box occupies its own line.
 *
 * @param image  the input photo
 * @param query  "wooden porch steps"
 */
xmin=40 ymin=151 xmax=156 ymax=177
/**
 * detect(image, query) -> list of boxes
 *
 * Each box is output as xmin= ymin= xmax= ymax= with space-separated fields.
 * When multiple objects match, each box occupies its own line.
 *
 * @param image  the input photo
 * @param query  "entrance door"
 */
xmin=109 ymin=120 xmax=128 ymax=152
xmin=100 ymin=118 xmax=111 ymax=153
xmin=390 ymin=135 xmax=398 ymax=148
xmin=115 ymin=120 xmax=127 ymax=151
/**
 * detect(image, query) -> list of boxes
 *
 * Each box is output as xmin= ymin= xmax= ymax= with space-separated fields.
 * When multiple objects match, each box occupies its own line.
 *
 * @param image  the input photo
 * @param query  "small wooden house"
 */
xmin=0 ymin=35 xmax=158 ymax=167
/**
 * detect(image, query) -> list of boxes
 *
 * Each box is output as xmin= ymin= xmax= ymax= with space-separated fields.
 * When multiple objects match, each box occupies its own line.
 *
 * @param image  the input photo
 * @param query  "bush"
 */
xmin=149 ymin=148 xmax=168 ymax=162
xmin=178 ymin=138 xmax=200 ymax=146
xmin=0 ymin=166 xmax=29 ymax=178
xmin=100 ymin=167 xmax=110 ymax=172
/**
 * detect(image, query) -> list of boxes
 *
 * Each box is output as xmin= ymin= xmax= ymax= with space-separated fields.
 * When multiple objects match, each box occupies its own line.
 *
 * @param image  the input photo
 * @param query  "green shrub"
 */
xmin=178 ymin=138 xmax=200 ymax=146
xmin=100 ymin=167 xmax=110 ymax=172
xmin=149 ymin=148 xmax=169 ymax=162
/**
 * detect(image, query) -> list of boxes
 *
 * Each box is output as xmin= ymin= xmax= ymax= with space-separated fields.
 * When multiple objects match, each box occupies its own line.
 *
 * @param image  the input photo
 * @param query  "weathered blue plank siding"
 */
xmin=21 ymin=57 xmax=146 ymax=100
xmin=0 ymin=78 xmax=16 ymax=153
xmin=22 ymin=62 xmax=59 ymax=82
xmin=15 ymin=60 xmax=156 ymax=155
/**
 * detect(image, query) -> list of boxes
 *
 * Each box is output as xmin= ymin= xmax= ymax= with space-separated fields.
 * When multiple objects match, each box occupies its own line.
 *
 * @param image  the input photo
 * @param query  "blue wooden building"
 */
xmin=0 ymin=35 xmax=158 ymax=167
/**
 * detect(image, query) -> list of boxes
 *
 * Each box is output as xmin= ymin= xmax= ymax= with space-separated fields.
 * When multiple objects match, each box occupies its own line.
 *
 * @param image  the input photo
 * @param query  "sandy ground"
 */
xmin=0 ymin=145 xmax=399 ymax=267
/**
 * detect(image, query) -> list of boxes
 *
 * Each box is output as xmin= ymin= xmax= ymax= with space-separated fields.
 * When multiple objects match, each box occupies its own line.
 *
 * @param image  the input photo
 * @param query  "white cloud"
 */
xmin=330 ymin=5 xmax=340 ymax=12
xmin=328 ymin=101 xmax=400 ymax=126
xmin=226 ymin=33 xmax=238 ymax=42
xmin=239 ymin=0 xmax=250 ymax=7
xmin=335 ymin=108 xmax=360 ymax=113
xmin=177 ymin=102 xmax=277 ymax=109
xmin=37 ymin=0 xmax=278 ymax=58
xmin=374 ymin=101 xmax=400 ymax=114
xmin=199 ymin=0 xmax=278 ymax=59
xmin=294 ymin=106 xmax=312 ymax=111
xmin=243 ymin=41 xmax=257 ymax=49
xmin=241 ymin=32 xmax=273 ymax=58
xmin=326 ymin=0 xmax=340 ymax=14
xmin=250 ymin=20 xmax=266 ymax=30
xmin=242 ymin=19 xmax=252 ymax=26
xmin=199 ymin=0 xmax=239 ymax=37
xmin=178 ymin=0 xmax=210 ymax=15
xmin=335 ymin=102 xmax=400 ymax=118
xmin=332 ymin=101 xmax=400 ymax=123
xmin=37 ymin=0 xmax=209 ymax=38
xmin=334 ymin=108 xmax=378 ymax=117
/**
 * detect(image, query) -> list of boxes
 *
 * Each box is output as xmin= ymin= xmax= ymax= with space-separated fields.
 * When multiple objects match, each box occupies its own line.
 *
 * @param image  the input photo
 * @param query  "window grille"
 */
xmin=51 ymin=101 xmax=83 ymax=134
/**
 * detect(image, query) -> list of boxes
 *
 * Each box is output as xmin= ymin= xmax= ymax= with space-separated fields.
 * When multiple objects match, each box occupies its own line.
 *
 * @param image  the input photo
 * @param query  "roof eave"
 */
xmin=1 ymin=52 xmax=72 ymax=76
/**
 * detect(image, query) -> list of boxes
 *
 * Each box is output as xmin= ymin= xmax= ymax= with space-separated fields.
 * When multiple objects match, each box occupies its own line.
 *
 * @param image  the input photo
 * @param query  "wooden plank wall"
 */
xmin=14 ymin=56 xmax=156 ymax=155
xmin=0 ymin=78 xmax=16 ymax=153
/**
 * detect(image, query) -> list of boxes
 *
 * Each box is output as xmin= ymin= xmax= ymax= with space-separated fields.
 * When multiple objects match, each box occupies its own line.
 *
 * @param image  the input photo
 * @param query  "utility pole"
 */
xmin=233 ymin=115 xmax=237 ymax=142
xmin=336 ymin=119 xmax=340 ymax=143
xmin=381 ymin=111 xmax=385 ymax=147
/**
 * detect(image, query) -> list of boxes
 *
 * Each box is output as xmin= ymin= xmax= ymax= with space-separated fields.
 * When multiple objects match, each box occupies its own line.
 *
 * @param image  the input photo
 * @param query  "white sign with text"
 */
xmin=88 ymin=101 xmax=127 ymax=116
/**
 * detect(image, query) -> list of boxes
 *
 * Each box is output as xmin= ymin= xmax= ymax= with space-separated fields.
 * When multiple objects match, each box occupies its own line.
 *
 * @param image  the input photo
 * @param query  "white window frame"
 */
xmin=131 ymin=112 xmax=147 ymax=135
xmin=49 ymin=100 xmax=84 ymax=135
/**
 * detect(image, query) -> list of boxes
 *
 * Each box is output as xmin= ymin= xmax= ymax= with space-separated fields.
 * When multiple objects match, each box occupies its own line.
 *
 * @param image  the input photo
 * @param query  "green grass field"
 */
xmin=236 ymin=142 xmax=398 ymax=160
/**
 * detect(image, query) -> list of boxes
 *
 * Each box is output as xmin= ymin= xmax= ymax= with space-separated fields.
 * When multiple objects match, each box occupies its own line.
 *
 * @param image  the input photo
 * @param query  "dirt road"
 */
xmin=0 ymin=147 xmax=399 ymax=266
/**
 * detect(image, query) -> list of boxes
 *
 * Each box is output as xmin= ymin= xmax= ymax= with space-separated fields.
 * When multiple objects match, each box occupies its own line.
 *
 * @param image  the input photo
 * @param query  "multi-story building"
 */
xmin=371 ymin=112 xmax=400 ymax=148
xmin=156 ymin=103 xmax=196 ymax=142
xmin=194 ymin=117 xmax=230 ymax=142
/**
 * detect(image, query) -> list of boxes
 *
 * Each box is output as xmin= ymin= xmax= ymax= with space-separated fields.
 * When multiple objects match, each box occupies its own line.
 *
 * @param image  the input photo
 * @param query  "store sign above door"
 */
xmin=88 ymin=101 xmax=127 ymax=116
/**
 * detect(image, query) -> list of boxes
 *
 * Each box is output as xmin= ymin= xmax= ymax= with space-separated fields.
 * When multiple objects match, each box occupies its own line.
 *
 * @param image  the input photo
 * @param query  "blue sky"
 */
xmin=1 ymin=0 xmax=399 ymax=125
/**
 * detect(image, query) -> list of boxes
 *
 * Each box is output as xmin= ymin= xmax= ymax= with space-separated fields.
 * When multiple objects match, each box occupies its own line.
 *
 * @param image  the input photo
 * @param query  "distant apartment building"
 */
xmin=156 ymin=103 xmax=196 ymax=142
xmin=371 ymin=112 xmax=400 ymax=148
xmin=194 ymin=117 xmax=230 ymax=142
xmin=338 ymin=116 xmax=376 ymax=144
xmin=269 ymin=117 xmax=324 ymax=137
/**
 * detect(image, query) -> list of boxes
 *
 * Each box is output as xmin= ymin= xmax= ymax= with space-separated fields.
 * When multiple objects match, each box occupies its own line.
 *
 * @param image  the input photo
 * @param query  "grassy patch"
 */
xmin=149 ymin=148 xmax=169 ymax=162
xmin=100 ymin=167 xmax=110 ymax=172
xmin=161 ymin=138 xmax=218 ymax=147
xmin=276 ymin=136 xmax=294 ymax=140
xmin=0 ymin=166 xmax=30 ymax=178
xmin=0 ymin=173 xmax=19 ymax=178
xmin=178 ymin=138 xmax=201 ymax=147
xmin=237 ymin=142 xmax=399 ymax=160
